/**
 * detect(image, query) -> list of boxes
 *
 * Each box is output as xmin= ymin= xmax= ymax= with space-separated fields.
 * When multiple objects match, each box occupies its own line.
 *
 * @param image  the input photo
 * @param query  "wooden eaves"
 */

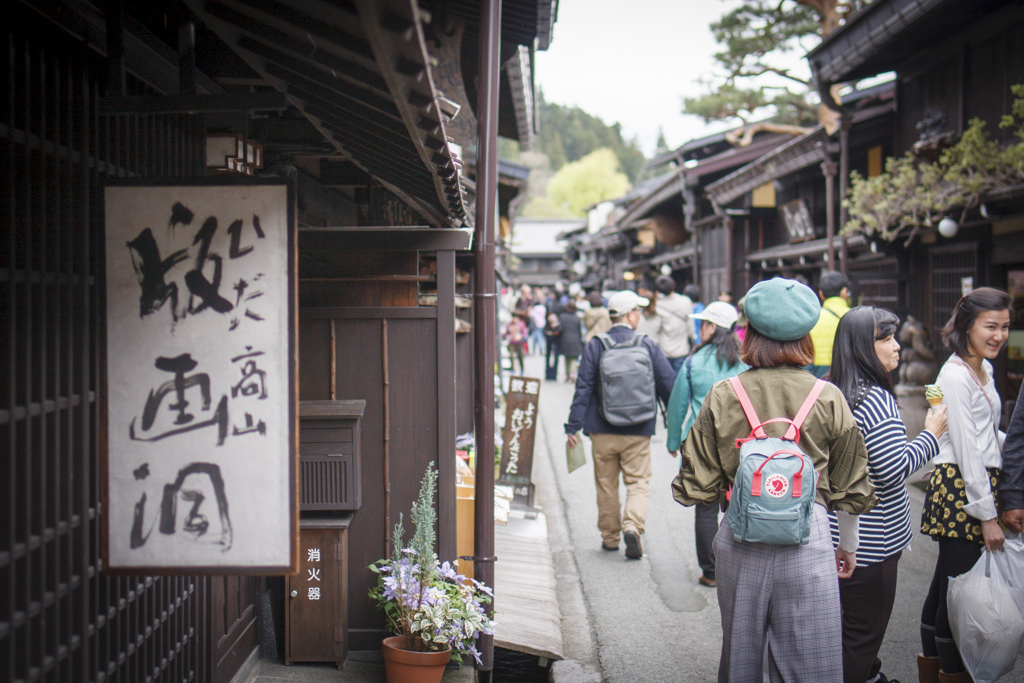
xmin=187 ymin=0 xmax=470 ymax=227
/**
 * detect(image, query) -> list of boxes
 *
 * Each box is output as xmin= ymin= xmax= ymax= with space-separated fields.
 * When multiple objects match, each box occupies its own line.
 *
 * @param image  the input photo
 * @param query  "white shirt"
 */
xmin=529 ymin=303 xmax=547 ymax=329
xmin=656 ymin=293 xmax=693 ymax=359
xmin=933 ymin=357 xmax=1004 ymax=521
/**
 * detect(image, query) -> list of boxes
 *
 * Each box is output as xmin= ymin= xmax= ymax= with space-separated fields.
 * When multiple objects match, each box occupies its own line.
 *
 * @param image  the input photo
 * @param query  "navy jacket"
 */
xmin=1000 ymin=395 xmax=1024 ymax=510
xmin=565 ymin=325 xmax=676 ymax=437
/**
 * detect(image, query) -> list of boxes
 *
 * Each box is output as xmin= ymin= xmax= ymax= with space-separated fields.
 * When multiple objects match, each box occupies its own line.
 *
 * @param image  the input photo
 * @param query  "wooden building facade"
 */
xmin=1 ymin=0 xmax=554 ymax=681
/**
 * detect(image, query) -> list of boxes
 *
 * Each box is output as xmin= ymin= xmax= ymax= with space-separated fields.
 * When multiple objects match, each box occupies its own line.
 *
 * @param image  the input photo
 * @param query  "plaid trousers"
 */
xmin=714 ymin=504 xmax=843 ymax=683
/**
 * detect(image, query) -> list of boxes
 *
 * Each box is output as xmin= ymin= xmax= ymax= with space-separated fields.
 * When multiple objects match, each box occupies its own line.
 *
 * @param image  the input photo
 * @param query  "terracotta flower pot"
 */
xmin=381 ymin=636 xmax=452 ymax=683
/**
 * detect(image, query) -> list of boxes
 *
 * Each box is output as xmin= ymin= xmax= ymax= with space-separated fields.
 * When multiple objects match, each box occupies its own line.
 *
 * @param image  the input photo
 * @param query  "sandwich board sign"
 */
xmin=498 ymin=376 xmax=541 ymax=507
xmin=102 ymin=178 xmax=297 ymax=574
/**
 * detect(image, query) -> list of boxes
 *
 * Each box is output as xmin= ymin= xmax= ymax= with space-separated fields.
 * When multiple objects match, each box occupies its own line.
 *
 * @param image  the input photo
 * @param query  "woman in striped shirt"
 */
xmin=829 ymin=307 xmax=947 ymax=683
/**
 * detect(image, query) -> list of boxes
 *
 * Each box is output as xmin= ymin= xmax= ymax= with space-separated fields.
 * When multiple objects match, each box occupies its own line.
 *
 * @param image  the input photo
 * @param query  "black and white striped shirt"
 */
xmin=828 ymin=386 xmax=939 ymax=565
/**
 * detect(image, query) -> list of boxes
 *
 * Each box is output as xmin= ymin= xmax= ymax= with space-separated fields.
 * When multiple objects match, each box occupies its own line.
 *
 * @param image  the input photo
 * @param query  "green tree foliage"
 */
xmin=522 ymin=148 xmax=631 ymax=218
xmin=845 ymin=85 xmax=1024 ymax=243
xmin=683 ymin=1 xmax=869 ymax=127
xmin=535 ymin=92 xmax=646 ymax=181
xmin=684 ymin=1 xmax=820 ymax=126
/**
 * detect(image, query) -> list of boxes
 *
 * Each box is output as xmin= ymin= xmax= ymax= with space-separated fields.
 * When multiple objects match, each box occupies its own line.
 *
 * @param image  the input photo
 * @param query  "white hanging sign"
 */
xmin=102 ymin=179 xmax=297 ymax=573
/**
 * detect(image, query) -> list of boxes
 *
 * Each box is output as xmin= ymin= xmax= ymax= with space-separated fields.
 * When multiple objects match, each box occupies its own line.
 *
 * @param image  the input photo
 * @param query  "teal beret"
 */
xmin=744 ymin=278 xmax=820 ymax=341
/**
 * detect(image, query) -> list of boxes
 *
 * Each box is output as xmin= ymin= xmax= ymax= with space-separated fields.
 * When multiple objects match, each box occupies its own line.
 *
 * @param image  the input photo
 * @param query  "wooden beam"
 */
xmin=297 ymin=227 xmax=473 ymax=251
xmin=320 ymin=159 xmax=373 ymax=186
xmin=100 ymin=92 xmax=287 ymax=115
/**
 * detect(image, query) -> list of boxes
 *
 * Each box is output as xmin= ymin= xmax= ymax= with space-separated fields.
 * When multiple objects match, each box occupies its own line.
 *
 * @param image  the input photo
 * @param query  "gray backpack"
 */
xmin=595 ymin=333 xmax=657 ymax=426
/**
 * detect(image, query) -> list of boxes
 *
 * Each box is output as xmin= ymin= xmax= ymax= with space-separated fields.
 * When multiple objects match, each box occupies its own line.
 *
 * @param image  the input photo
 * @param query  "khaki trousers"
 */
xmin=590 ymin=433 xmax=652 ymax=545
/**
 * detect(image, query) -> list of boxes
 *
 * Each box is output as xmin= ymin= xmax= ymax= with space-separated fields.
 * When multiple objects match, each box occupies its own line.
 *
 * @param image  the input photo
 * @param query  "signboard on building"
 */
xmin=497 ymin=376 xmax=541 ymax=507
xmin=780 ymin=198 xmax=815 ymax=243
xmin=102 ymin=179 xmax=297 ymax=573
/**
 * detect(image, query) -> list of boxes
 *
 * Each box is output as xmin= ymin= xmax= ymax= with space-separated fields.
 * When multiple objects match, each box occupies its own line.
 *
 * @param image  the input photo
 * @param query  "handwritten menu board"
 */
xmin=103 ymin=180 xmax=296 ymax=573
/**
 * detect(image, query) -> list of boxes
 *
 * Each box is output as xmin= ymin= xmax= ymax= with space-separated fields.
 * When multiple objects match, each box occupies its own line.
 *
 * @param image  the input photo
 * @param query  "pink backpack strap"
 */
xmin=730 ymin=376 xmax=826 ymax=447
xmin=729 ymin=377 xmax=761 ymax=428
xmin=729 ymin=377 xmax=766 ymax=447
xmin=788 ymin=379 xmax=827 ymax=441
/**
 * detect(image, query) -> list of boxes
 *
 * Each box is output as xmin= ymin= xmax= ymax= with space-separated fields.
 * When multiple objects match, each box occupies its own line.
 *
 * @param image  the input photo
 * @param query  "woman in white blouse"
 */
xmin=918 ymin=287 xmax=1012 ymax=683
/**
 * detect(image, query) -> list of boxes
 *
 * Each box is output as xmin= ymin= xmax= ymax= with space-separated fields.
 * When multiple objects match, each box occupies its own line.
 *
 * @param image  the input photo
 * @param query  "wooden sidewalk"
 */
xmin=493 ymin=513 xmax=565 ymax=662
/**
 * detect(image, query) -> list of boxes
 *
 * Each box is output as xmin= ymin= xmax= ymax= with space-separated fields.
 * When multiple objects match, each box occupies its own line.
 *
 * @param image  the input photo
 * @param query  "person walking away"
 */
xmin=685 ymin=284 xmax=704 ymax=347
xmin=574 ymin=288 xmax=591 ymax=314
xmin=808 ymin=271 xmax=851 ymax=377
xmin=635 ymin=285 xmax=662 ymax=341
xmin=829 ymin=307 xmax=947 ymax=683
xmin=559 ymin=301 xmax=585 ymax=382
xmin=529 ymin=299 xmax=548 ymax=356
xmin=672 ymin=277 xmax=876 ymax=683
xmin=918 ymin=287 xmax=1011 ymax=683
xmin=544 ymin=302 xmax=563 ymax=380
xmin=583 ymin=291 xmax=612 ymax=342
xmin=515 ymin=284 xmax=534 ymax=315
xmin=655 ymin=275 xmax=694 ymax=373
xmin=565 ymin=291 xmax=676 ymax=560
xmin=666 ymin=302 xmax=748 ymax=588
xmin=505 ymin=313 xmax=528 ymax=375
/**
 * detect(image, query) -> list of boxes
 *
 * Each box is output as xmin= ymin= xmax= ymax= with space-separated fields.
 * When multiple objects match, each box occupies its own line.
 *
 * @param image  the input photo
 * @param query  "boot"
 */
xmin=937 ymin=670 xmax=973 ymax=683
xmin=917 ymin=654 xmax=940 ymax=683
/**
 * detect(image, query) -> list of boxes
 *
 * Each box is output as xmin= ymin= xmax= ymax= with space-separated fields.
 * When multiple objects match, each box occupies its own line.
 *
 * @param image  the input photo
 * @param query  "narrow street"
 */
xmin=522 ymin=355 xmax=1024 ymax=683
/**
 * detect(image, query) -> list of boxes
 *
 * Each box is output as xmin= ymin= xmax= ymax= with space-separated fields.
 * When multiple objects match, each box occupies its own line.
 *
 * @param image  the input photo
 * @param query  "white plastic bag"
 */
xmin=947 ymin=544 xmax=1024 ymax=683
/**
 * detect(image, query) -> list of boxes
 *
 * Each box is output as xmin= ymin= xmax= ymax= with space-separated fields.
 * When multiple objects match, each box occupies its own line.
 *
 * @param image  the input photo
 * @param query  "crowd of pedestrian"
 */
xmin=552 ymin=272 xmax=1024 ymax=683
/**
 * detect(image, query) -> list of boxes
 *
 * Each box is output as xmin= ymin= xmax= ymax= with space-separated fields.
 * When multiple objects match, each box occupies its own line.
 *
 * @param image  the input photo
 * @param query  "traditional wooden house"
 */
xmin=804 ymin=0 xmax=1024 ymax=405
xmin=1 ymin=0 xmax=557 ymax=681
xmin=567 ymin=129 xmax=794 ymax=300
xmin=705 ymin=81 xmax=896 ymax=302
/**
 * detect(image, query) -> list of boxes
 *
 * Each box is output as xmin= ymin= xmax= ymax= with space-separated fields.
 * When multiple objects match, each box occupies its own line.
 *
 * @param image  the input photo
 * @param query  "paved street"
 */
xmin=521 ymin=355 xmax=1024 ymax=683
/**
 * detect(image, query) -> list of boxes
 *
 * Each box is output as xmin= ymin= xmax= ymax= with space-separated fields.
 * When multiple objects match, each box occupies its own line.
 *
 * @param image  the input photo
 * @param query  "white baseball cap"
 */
xmin=692 ymin=301 xmax=739 ymax=329
xmin=607 ymin=290 xmax=650 ymax=317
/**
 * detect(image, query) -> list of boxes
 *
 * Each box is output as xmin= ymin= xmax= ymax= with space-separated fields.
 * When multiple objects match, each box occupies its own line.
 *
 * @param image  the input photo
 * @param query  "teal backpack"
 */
xmin=726 ymin=376 xmax=825 ymax=546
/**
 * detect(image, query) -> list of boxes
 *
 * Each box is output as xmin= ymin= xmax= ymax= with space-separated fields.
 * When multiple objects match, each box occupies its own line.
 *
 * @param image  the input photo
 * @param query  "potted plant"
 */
xmin=369 ymin=464 xmax=495 ymax=682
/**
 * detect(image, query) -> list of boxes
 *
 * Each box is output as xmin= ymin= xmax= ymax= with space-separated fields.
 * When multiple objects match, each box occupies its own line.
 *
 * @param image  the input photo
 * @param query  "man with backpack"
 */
xmin=565 ymin=290 xmax=676 ymax=560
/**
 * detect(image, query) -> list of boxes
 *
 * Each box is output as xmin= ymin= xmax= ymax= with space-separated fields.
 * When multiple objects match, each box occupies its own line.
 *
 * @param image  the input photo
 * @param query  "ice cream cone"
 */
xmin=927 ymin=397 xmax=942 ymax=410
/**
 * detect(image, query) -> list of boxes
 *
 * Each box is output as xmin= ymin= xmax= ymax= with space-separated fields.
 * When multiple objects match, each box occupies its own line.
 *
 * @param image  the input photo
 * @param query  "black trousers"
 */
xmin=839 ymin=551 xmax=901 ymax=683
xmin=544 ymin=337 xmax=560 ymax=380
xmin=694 ymin=502 xmax=718 ymax=579
xmin=921 ymin=537 xmax=983 ymax=673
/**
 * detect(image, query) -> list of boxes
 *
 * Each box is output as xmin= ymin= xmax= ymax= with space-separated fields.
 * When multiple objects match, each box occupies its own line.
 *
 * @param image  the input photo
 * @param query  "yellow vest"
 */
xmin=809 ymin=297 xmax=850 ymax=366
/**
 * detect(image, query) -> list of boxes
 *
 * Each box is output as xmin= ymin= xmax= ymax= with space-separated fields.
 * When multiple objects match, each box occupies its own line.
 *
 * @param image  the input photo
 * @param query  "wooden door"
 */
xmin=287 ymin=527 xmax=348 ymax=664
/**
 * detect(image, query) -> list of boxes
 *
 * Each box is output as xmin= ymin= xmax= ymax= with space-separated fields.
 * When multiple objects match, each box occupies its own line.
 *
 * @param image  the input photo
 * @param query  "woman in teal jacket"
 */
xmin=667 ymin=301 xmax=747 ymax=587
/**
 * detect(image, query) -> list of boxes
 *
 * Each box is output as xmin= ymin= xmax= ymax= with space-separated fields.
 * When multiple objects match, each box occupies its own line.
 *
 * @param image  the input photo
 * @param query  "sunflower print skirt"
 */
xmin=921 ymin=464 xmax=1001 ymax=543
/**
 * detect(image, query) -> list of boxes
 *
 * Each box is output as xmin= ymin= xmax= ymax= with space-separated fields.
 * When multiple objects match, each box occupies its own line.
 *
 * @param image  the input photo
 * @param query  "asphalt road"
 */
xmin=520 ymin=354 xmax=1024 ymax=683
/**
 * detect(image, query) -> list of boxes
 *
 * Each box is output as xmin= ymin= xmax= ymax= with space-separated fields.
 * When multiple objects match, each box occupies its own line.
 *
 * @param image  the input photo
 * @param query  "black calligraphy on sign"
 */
xmin=185 ymin=217 xmax=233 ymax=315
xmin=129 ymin=353 xmax=229 ymax=446
xmin=126 ymin=228 xmax=188 ymax=320
xmin=126 ymin=204 xmax=268 ymax=329
xmin=129 ymin=462 xmax=233 ymax=551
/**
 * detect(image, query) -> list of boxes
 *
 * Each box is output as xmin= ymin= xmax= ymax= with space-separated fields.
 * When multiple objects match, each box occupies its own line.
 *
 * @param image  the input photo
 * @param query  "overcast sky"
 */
xmin=533 ymin=0 xmax=812 ymax=156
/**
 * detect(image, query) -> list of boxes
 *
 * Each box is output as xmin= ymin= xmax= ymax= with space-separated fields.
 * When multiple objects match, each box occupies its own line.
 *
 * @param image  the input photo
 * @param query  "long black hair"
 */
xmin=692 ymin=323 xmax=741 ymax=368
xmin=829 ymin=306 xmax=900 ymax=410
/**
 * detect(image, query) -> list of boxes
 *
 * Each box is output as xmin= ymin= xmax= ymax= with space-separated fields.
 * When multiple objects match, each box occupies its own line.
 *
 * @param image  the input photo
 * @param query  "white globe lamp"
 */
xmin=938 ymin=217 xmax=958 ymax=238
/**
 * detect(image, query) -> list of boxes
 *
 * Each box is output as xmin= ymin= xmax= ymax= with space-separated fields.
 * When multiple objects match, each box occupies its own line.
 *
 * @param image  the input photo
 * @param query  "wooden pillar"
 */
xmin=822 ymin=160 xmax=838 ymax=272
xmin=839 ymin=117 xmax=851 ymax=275
xmin=473 ymin=0 xmax=501 ymax=674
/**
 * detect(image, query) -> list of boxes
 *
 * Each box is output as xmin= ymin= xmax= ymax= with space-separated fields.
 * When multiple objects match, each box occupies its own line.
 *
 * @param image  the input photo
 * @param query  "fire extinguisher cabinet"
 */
xmin=285 ymin=516 xmax=353 ymax=668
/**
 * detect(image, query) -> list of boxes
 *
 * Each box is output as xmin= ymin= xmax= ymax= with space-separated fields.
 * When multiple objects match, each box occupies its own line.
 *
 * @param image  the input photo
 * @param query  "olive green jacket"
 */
xmin=673 ymin=366 xmax=878 ymax=514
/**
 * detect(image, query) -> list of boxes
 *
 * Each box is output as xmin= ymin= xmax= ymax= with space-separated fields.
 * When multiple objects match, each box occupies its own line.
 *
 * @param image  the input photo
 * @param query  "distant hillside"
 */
xmin=534 ymin=93 xmax=646 ymax=182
